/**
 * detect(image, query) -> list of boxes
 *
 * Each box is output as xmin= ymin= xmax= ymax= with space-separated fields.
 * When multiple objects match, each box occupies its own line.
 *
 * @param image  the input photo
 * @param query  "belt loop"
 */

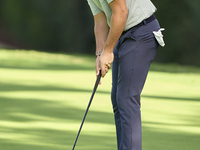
xmin=143 ymin=20 xmax=147 ymax=25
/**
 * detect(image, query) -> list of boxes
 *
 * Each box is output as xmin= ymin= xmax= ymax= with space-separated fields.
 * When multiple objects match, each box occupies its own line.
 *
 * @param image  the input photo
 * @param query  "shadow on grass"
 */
xmin=1 ymin=82 xmax=199 ymax=102
xmin=0 ymin=130 xmax=117 ymax=150
xmin=1 ymin=49 xmax=200 ymax=73
xmin=0 ymin=63 xmax=94 ymax=71
xmin=150 ymin=63 xmax=200 ymax=74
xmin=142 ymin=125 xmax=200 ymax=150
xmin=1 ymin=61 xmax=200 ymax=73
xmin=142 ymin=94 xmax=200 ymax=102
xmin=0 ymin=81 xmax=110 ymax=95
xmin=0 ymin=94 xmax=116 ymax=150
xmin=0 ymin=50 xmax=96 ymax=71
xmin=1 ymin=93 xmax=200 ymax=150
xmin=0 ymin=95 xmax=114 ymax=124
xmin=143 ymin=121 xmax=200 ymax=129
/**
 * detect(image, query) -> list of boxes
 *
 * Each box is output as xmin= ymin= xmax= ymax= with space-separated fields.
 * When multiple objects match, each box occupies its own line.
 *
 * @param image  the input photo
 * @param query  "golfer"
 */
xmin=87 ymin=0 xmax=164 ymax=149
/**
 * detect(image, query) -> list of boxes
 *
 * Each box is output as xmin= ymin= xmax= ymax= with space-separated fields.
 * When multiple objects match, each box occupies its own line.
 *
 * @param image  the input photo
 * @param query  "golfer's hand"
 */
xmin=99 ymin=50 xmax=114 ymax=78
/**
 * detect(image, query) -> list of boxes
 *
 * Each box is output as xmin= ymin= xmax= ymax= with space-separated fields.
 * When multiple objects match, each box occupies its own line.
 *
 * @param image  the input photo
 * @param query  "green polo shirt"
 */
xmin=87 ymin=0 xmax=157 ymax=31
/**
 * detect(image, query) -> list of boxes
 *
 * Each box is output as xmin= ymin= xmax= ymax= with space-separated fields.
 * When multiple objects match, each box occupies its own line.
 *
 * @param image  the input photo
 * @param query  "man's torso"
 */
xmin=87 ymin=0 xmax=157 ymax=31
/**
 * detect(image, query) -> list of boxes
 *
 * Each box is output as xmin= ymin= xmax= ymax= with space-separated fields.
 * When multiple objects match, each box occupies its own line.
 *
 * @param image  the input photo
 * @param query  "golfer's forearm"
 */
xmin=104 ymin=9 xmax=128 ymax=52
xmin=94 ymin=21 xmax=110 ymax=53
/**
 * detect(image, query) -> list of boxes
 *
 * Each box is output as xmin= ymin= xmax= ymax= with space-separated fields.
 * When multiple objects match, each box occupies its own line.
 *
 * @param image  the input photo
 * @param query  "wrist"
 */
xmin=103 ymin=45 xmax=114 ymax=53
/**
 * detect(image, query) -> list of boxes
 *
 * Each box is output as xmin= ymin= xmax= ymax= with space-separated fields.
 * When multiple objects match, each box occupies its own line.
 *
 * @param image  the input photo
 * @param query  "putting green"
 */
xmin=0 ymin=49 xmax=200 ymax=150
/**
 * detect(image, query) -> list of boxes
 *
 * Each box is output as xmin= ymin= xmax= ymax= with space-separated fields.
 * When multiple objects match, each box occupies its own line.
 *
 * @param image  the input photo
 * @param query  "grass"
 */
xmin=0 ymin=49 xmax=200 ymax=150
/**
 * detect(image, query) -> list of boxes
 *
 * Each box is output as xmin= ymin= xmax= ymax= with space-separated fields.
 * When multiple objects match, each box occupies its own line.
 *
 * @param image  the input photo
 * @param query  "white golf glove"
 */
xmin=153 ymin=28 xmax=165 ymax=47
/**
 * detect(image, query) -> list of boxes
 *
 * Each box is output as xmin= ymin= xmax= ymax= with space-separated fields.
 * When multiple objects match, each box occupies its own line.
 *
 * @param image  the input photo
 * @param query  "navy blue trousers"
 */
xmin=111 ymin=19 xmax=160 ymax=150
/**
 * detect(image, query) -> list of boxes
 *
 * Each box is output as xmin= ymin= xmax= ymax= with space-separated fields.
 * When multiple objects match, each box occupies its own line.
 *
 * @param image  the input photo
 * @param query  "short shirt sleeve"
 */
xmin=106 ymin=0 xmax=114 ymax=3
xmin=87 ymin=0 xmax=102 ymax=16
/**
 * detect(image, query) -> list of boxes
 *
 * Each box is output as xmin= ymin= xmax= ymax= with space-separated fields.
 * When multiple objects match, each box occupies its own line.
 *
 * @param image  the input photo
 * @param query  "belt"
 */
xmin=122 ymin=14 xmax=156 ymax=34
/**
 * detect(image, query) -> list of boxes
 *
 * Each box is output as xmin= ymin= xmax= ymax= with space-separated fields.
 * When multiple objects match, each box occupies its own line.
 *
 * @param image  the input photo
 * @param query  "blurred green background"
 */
xmin=0 ymin=0 xmax=200 ymax=150
xmin=0 ymin=0 xmax=200 ymax=66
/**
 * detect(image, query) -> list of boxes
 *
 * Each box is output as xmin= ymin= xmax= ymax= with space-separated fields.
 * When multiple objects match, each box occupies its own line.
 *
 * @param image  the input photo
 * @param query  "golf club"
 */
xmin=72 ymin=70 xmax=102 ymax=150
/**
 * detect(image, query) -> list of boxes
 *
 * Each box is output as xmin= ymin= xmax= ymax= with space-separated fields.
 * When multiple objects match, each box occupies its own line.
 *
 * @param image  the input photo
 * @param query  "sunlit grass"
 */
xmin=0 ymin=49 xmax=200 ymax=150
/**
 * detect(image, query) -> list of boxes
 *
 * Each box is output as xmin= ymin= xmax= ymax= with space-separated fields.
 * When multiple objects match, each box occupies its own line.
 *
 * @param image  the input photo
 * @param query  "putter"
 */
xmin=72 ymin=70 xmax=102 ymax=150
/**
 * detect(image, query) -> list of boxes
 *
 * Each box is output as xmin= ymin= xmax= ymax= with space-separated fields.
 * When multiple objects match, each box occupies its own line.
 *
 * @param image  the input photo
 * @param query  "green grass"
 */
xmin=0 ymin=49 xmax=200 ymax=150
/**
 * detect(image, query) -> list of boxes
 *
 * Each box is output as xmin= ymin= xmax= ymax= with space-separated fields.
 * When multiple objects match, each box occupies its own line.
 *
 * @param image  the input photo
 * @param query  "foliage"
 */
xmin=153 ymin=0 xmax=200 ymax=66
xmin=0 ymin=0 xmax=94 ymax=53
xmin=0 ymin=0 xmax=200 ymax=65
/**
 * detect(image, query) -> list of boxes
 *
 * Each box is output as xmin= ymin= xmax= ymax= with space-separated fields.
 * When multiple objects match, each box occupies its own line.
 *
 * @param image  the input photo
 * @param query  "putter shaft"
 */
xmin=72 ymin=71 xmax=101 ymax=150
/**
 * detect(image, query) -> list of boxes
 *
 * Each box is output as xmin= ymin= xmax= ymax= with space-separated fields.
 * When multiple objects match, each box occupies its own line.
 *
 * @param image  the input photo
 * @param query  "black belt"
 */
xmin=123 ymin=14 xmax=156 ymax=34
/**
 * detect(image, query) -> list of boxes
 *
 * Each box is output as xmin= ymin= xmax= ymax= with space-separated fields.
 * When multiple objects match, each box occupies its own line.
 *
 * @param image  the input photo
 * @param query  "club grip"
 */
xmin=97 ymin=70 xmax=102 ymax=81
xmin=93 ymin=70 xmax=101 ymax=91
